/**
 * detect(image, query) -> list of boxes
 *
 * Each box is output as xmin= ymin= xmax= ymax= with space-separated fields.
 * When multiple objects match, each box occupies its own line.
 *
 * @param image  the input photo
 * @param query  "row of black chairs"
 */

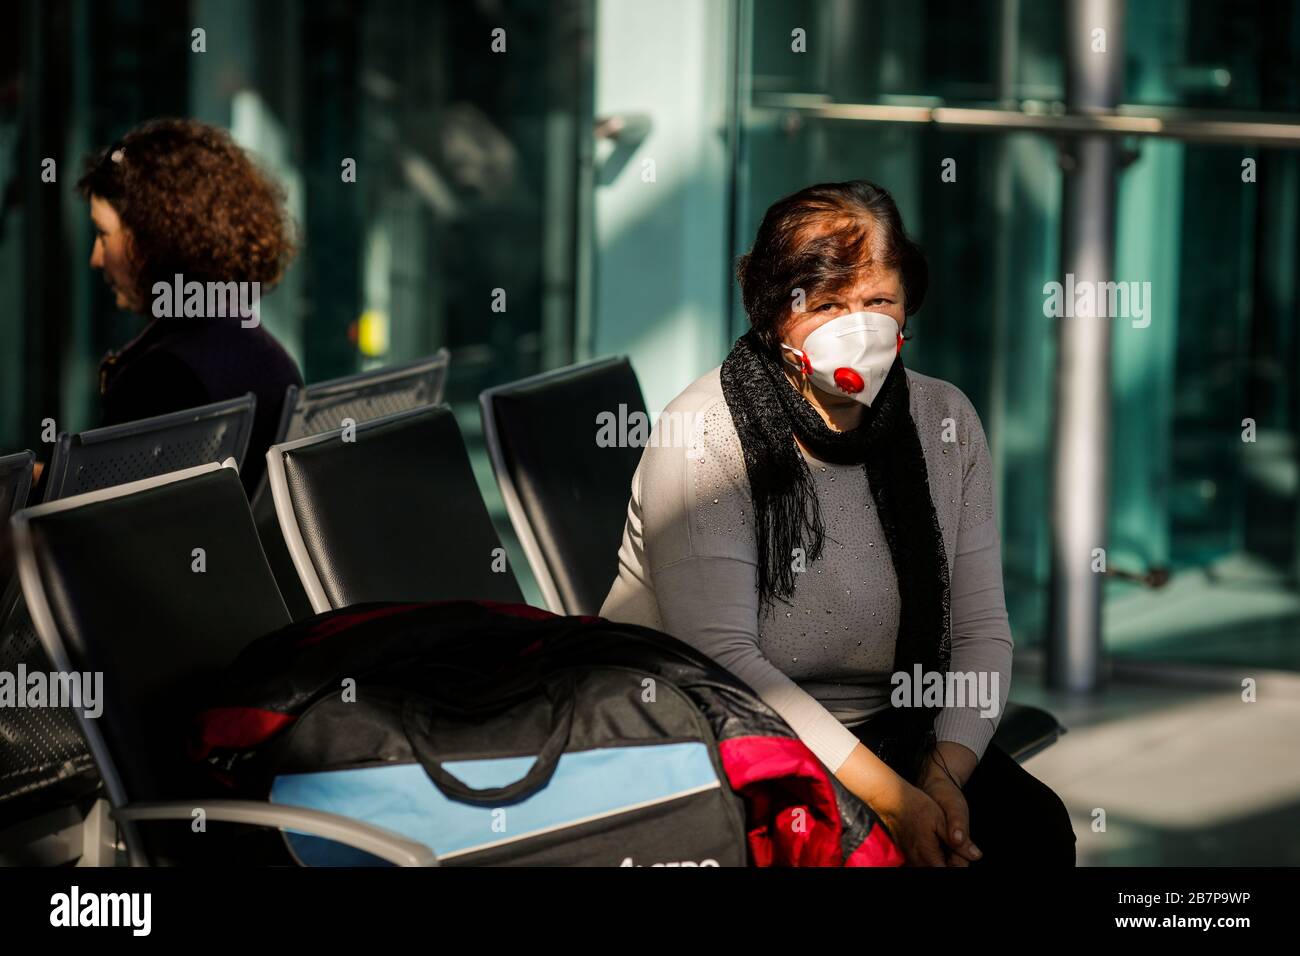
xmin=13 ymin=461 xmax=434 ymax=866
xmin=0 ymin=354 xmax=449 ymax=861
xmin=0 ymin=344 xmax=580 ymax=864
xmin=0 ymin=350 xmax=1063 ymax=865
xmin=6 ymin=351 xmax=450 ymax=514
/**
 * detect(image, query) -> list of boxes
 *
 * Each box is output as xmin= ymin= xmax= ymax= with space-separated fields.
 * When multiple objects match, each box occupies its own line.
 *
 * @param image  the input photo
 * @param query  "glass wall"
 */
xmin=735 ymin=0 xmax=1300 ymax=670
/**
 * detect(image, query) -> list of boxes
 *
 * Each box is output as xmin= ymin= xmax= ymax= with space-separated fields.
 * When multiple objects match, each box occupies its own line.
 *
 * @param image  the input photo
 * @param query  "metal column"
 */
xmin=1046 ymin=0 xmax=1125 ymax=691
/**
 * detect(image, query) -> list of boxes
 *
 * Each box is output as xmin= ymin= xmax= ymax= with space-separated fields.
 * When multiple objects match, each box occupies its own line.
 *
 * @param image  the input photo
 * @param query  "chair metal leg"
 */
xmin=77 ymin=798 xmax=120 ymax=866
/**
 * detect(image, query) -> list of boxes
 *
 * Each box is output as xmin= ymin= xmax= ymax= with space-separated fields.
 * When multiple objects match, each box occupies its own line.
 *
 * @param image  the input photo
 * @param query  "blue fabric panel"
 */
xmin=272 ymin=741 xmax=720 ymax=863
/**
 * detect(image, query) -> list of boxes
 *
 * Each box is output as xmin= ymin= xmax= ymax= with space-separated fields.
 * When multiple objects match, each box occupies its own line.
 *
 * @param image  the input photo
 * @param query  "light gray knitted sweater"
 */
xmin=599 ymin=365 xmax=1013 ymax=772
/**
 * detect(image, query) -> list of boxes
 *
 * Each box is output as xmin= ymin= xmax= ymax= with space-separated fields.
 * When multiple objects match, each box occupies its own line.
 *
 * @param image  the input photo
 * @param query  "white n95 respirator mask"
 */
xmin=780 ymin=311 xmax=904 ymax=407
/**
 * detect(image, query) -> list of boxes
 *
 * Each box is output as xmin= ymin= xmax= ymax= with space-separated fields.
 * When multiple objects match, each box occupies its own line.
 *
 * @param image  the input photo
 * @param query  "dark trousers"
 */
xmin=850 ymin=711 xmax=1077 ymax=867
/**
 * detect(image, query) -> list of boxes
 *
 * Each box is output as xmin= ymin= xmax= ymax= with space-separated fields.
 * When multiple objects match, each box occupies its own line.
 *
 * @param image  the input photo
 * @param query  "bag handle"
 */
xmin=401 ymin=670 xmax=577 ymax=806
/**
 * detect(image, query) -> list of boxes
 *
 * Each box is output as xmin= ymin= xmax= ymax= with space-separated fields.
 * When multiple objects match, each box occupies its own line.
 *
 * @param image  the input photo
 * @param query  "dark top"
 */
xmin=99 ymin=317 xmax=303 ymax=493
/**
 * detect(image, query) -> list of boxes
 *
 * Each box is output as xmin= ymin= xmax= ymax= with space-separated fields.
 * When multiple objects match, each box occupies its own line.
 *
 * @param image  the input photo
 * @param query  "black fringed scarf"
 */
xmin=719 ymin=328 xmax=951 ymax=779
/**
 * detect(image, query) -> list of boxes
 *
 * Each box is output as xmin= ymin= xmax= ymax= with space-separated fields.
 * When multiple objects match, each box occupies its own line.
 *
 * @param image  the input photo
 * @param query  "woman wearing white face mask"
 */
xmin=601 ymin=180 xmax=1075 ymax=867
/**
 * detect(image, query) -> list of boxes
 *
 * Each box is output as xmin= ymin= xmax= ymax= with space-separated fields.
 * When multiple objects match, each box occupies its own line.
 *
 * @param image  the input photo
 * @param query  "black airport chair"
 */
xmin=11 ymin=460 xmax=434 ymax=866
xmin=42 ymin=394 xmax=256 ymax=501
xmin=1 ymin=398 xmax=257 ymax=853
xmin=253 ymin=351 xmax=452 ymax=620
xmin=0 ymin=450 xmax=35 ymax=601
xmin=0 ymin=450 xmax=34 ymax=520
xmin=0 ymin=573 xmax=100 ymax=843
xmin=275 ymin=350 xmax=451 ymax=445
xmin=991 ymin=702 xmax=1067 ymax=762
xmin=266 ymin=405 xmax=524 ymax=614
xmin=480 ymin=357 xmax=647 ymax=616
xmin=0 ymin=450 xmax=96 ymax=852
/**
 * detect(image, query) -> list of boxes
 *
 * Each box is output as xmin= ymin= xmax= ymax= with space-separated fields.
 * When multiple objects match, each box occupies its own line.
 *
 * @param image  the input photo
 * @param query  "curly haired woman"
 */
xmin=76 ymin=117 xmax=302 ymax=492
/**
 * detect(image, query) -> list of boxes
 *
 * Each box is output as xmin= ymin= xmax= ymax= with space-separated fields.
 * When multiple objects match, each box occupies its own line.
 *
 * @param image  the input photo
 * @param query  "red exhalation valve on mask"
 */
xmin=833 ymin=367 xmax=865 ymax=394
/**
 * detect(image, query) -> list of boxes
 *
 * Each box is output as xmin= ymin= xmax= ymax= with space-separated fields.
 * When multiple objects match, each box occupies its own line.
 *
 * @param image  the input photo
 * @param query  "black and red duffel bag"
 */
xmin=190 ymin=600 xmax=902 ymax=867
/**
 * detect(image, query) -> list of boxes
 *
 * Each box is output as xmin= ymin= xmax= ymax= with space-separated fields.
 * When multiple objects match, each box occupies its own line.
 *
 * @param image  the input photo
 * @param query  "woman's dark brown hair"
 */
xmin=736 ymin=180 xmax=927 ymax=352
xmin=77 ymin=117 xmax=297 ymax=309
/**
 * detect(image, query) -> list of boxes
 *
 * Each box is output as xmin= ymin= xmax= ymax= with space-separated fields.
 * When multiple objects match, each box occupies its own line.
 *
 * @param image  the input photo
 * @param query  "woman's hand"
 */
xmin=835 ymin=741 xmax=961 ymax=866
xmin=918 ymin=743 xmax=983 ymax=866
xmin=876 ymin=781 xmax=956 ymax=867
xmin=917 ymin=775 xmax=981 ymax=865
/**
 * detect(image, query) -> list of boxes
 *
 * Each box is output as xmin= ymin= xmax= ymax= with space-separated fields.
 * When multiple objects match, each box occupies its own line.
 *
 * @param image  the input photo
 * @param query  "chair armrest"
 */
xmin=111 ymin=799 xmax=438 ymax=867
xmin=991 ymin=702 xmax=1068 ymax=763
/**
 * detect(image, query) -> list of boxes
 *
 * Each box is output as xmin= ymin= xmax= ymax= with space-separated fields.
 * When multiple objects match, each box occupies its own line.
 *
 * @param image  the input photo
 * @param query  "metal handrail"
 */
xmin=749 ymin=94 xmax=1300 ymax=147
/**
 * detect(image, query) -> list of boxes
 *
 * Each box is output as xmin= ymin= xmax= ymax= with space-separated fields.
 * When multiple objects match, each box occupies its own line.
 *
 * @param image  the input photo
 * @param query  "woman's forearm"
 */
xmin=835 ymin=739 xmax=979 ymax=822
xmin=834 ymin=742 xmax=909 ymax=814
